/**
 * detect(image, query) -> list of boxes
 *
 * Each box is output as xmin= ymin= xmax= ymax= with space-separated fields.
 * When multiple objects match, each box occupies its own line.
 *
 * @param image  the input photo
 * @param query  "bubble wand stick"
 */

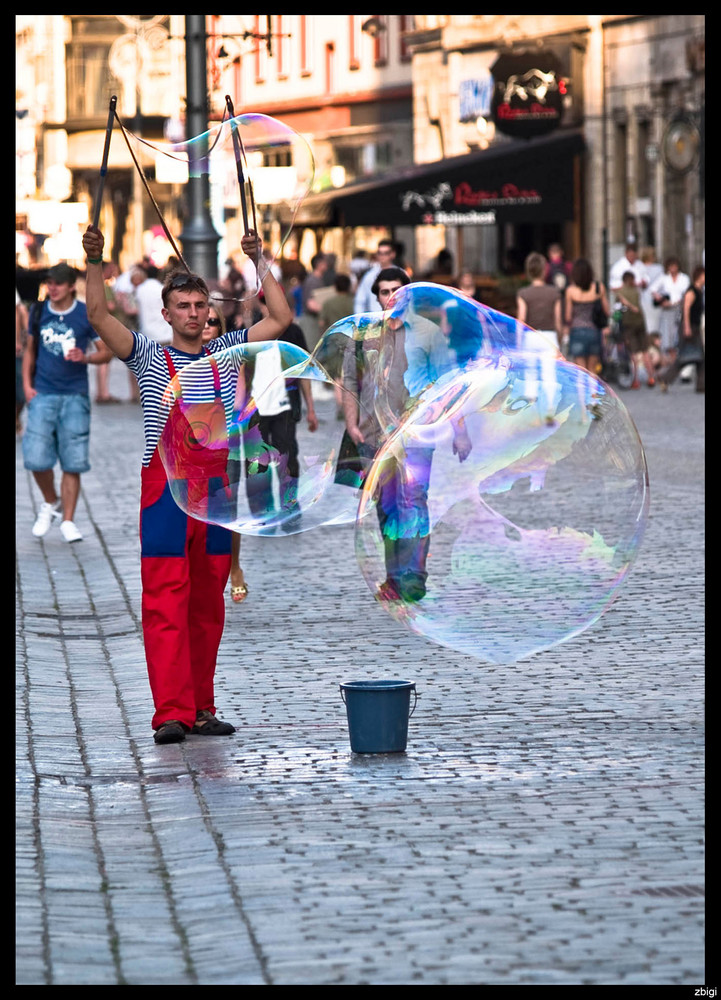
xmin=224 ymin=95 xmax=258 ymax=242
xmin=92 ymin=96 xmax=117 ymax=230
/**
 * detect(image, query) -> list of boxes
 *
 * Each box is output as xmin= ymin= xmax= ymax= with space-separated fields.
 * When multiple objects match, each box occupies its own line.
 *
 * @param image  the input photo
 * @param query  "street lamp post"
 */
xmin=180 ymin=14 xmax=220 ymax=278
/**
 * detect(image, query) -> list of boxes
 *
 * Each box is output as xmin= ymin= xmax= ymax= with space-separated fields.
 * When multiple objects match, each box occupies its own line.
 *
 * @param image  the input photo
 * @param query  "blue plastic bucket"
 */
xmin=340 ymin=680 xmax=417 ymax=754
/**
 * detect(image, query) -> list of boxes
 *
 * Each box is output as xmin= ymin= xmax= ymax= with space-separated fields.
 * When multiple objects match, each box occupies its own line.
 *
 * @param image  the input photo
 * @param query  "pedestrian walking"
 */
xmin=81 ymin=224 xmax=292 ymax=744
xmin=648 ymin=256 xmax=690 ymax=367
xmin=614 ymin=270 xmax=656 ymax=388
xmin=319 ymin=274 xmax=355 ymax=334
xmin=21 ymin=263 xmax=112 ymax=543
xmin=516 ymin=252 xmax=562 ymax=350
xmin=244 ymin=291 xmax=319 ymax=525
xmin=16 ymin=288 xmax=28 ymax=435
xmin=516 ymin=252 xmax=563 ymax=421
xmin=564 ymin=258 xmax=610 ymax=374
xmin=130 ymin=265 xmax=172 ymax=346
xmin=319 ymin=274 xmax=356 ymax=417
xmin=659 ymin=265 xmax=705 ymax=394
xmin=456 ymin=270 xmax=482 ymax=302
xmin=341 ymin=268 xmax=471 ymax=604
xmin=640 ymin=246 xmax=664 ymax=336
xmin=353 ymin=239 xmax=398 ymax=314
xmin=544 ymin=242 xmax=573 ymax=292
xmin=298 ymin=252 xmax=329 ymax=351
xmin=609 ymin=243 xmax=649 ymax=293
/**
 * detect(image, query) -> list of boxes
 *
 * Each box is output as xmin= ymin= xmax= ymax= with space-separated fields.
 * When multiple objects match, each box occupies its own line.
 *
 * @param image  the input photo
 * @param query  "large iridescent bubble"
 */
xmin=157 ymin=280 xmax=649 ymax=661
xmin=120 ymin=111 xmax=314 ymax=298
xmin=347 ymin=283 xmax=649 ymax=663
xmin=156 ymin=340 xmax=374 ymax=536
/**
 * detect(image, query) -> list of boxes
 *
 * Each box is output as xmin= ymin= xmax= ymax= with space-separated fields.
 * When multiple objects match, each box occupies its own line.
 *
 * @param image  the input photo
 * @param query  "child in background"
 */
xmin=616 ymin=270 xmax=656 ymax=388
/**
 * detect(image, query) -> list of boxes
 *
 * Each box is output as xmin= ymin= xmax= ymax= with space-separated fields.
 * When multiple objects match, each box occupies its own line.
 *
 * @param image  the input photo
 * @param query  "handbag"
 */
xmin=676 ymin=338 xmax=704 ymax=365
xmin=334 ymin=429 xmax=371 ymax=489
xmin=591 ymin=284 xmax=608 ymax=329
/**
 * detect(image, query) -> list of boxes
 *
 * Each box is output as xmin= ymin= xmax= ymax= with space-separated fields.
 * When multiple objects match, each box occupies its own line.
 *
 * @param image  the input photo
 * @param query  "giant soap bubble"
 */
xmin=156 ymin=340 xmax=376 ymax=536
xmin=157 ymin=279 xmax=648 ymax=662
xmin=347 ymin=283 xmax=649 ymax=663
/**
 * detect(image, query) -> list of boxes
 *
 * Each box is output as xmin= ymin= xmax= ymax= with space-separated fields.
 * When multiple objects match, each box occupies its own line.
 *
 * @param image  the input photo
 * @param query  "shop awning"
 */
xmin=290 ymin=129 xmax=585 ymax=228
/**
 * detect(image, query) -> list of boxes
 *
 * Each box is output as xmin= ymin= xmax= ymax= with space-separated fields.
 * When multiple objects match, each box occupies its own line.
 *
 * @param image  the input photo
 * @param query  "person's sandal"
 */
xmin=154 ymin=720 xmax=187 ymax=744
xmin=191 ymin=710 xmax=236 ymax=736
xmin=231 ymin=582 xmax=249 ymax=603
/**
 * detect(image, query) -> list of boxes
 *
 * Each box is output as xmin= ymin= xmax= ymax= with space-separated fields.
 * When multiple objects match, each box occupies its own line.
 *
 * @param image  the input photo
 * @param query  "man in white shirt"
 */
xmin=609 ymin=244 xmax=649 ymax=292
xmin=131 ymin=267 xmax=172 ymax=345
xmin=353 ymin=239 xmax=399 ymax=314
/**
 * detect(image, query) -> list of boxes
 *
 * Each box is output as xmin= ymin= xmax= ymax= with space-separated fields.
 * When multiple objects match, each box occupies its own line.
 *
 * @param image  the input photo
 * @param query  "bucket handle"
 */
xmin=339 ymin=685 xmax=418 ymax=717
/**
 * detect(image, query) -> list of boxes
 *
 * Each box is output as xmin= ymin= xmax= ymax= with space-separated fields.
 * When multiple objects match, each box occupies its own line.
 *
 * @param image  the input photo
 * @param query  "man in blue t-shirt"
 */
xmin=22 ymin=262 xmax=111 ymax=543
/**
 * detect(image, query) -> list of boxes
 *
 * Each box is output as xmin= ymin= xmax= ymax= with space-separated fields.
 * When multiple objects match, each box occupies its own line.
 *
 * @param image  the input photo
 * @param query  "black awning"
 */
xmin=291 ymin=129 xmax=585 ymax=228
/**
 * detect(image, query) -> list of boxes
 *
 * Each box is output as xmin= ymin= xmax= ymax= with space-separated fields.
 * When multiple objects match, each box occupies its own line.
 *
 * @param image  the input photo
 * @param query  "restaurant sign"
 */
xmin=399 ymin=177 xmax=543 ymax=226
xmin=490 ymin=50 xmax=566 ymax=138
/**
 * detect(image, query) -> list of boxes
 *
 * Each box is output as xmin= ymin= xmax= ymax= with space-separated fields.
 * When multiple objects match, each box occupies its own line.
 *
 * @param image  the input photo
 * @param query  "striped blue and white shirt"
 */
xmin=124 ymin=330 xmax=248 ymax=467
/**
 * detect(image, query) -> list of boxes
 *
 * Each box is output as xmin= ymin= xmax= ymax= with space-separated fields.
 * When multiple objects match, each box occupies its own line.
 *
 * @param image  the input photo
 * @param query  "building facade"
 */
xmin=16 ymin=14 xmax=704 ymax=292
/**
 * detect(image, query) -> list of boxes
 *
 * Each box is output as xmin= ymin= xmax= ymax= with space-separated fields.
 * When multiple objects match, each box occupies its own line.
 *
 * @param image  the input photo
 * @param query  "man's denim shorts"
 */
xmin=22 ymin=393 xmax=91 ymax=474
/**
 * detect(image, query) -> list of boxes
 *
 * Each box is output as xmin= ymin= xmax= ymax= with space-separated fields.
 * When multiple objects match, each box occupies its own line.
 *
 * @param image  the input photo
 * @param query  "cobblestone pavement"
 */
xmin=16 ymin=358 xmax=705 ymax=985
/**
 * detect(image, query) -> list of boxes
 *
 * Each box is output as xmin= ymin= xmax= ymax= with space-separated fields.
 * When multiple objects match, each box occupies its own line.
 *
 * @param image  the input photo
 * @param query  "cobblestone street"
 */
xmin=16 ymin=362 xmax=705 ymax=985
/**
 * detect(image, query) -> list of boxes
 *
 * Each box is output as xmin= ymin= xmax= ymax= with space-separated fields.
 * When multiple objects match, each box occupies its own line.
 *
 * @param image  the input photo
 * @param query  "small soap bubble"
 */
xmin=126 ymin=112 xmax=314 ymax=300
xmin=156 ymin=340 xmax=372 ymax=536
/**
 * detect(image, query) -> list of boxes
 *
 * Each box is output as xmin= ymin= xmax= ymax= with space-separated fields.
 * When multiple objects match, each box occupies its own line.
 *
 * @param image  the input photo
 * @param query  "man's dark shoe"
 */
xmin=376 ymin=579 xmax=401 ymax=602
xmin=154 ymin=720 xmax=187 ymax=745
xmin=191 ymin=710 xmax=236 ymax=736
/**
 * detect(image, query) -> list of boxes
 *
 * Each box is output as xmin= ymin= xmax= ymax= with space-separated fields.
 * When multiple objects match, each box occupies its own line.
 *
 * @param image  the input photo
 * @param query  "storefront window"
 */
xmin=66 ymin=43 xmax=113 ymax=118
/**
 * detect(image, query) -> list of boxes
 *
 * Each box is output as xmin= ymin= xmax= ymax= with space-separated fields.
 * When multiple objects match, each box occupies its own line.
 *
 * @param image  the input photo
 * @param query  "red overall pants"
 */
xmin=140 ymin=351 xmax=232 ymax=731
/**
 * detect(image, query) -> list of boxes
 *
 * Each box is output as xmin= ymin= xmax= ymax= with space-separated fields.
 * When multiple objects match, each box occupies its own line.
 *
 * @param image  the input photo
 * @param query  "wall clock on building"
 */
xmin=662 ymin=115 xmax=700 ymax=174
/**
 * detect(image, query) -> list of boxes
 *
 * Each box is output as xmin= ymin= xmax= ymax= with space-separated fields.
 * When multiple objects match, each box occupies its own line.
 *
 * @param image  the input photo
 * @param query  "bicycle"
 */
xmin=599 ymin=314 xmax=636 ymax=390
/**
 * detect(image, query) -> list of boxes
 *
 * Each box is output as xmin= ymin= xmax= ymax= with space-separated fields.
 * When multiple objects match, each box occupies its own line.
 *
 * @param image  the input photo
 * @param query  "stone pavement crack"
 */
xmin=16 ymin=554 xmax=52 ymax=986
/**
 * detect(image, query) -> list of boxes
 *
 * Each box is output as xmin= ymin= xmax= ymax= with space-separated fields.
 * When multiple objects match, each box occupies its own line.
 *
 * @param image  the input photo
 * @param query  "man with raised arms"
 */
xmin=82 ymin=224 xmax=292 ymax=744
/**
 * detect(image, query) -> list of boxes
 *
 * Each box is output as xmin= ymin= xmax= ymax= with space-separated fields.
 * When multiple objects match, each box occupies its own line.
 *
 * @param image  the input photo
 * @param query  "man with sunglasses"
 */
xmin=82 ymin=224 xmax=292 ymax=744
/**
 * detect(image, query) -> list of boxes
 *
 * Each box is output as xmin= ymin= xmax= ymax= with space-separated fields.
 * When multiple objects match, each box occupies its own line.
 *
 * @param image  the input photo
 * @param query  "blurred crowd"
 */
xmin=16 ymin=233 xmax=705 ymax=436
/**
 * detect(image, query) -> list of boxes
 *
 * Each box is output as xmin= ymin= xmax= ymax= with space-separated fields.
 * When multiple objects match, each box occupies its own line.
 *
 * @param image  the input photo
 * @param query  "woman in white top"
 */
xmin=648 ymin=256 xmax=690 ymax=364
xmin=640 ymin=247 xmax=664 ymax=336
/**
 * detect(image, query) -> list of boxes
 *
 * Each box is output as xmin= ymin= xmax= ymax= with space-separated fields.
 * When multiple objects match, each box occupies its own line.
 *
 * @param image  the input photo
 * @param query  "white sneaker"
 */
xmin=32 ymin=501 xmax=62 ymax=537
xmin=60 ymin=520 xmax=83 ymax=543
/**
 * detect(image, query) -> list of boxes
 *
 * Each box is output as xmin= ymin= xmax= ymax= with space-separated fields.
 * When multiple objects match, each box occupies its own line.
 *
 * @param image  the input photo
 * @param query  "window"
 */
xmin=299 ymin=16 xmax=311 ymax=76
xmin=398 ymin=15 xmax=414 ymax=63
xmin=254 ymin=15 xmax=266 ymax=83
xmin=336 ymin=140 xmax=393 ymax=182
xmin=66 ymin=16 xmax=123 ymax=118
xmin=276 ymin=15 xmax=289 ymax=79
xmin=67 ymin=44 xmax=114 ymax=117
xmin=349 ymin=15 xmax=361 ymax=70
xmin=373 ymin=15 xmax=388 ymax=67
xmin=325 ymin=42 xmax=336 ymax=94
